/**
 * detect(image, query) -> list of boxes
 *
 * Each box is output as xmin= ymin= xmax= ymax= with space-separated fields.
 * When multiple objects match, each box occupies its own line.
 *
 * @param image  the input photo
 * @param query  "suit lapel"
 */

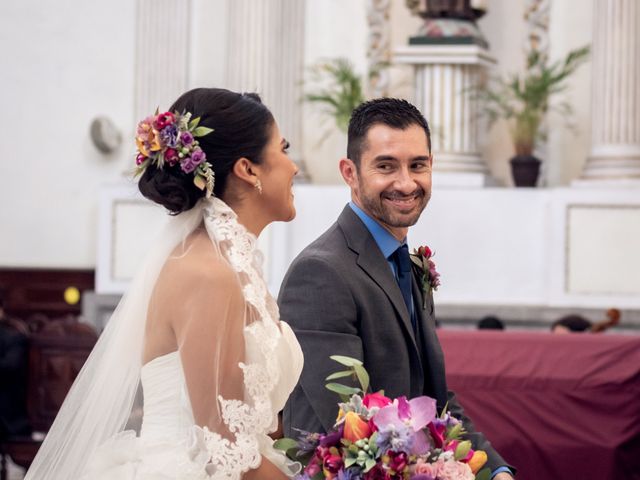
xmin=337 ymin=206 xmax=418 ymax=347
xmin=412 ymin=266 xmax=446 ymax=400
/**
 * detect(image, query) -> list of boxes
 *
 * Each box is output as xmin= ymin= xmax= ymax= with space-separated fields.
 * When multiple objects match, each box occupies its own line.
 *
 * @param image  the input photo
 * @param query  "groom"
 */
xmin=278 ymin=98 xmax=514 ymax=478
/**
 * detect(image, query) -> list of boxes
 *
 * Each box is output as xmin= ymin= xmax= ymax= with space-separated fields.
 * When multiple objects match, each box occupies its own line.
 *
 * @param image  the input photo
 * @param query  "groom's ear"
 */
xmin=339 ymin=158 xmax=358 ymax=190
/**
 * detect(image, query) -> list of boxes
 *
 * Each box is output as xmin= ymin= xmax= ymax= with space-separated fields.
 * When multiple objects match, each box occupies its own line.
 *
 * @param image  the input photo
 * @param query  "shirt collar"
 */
xmin=349 ymin=202 xmax=404 ymax=259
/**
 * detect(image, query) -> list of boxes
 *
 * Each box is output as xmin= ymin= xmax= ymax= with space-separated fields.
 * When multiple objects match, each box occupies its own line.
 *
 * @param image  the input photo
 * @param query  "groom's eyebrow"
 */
xmin=373 ymin=155 xmax=398 ymax=162
xmin=373 ymin=155 xmax=430 ymax=162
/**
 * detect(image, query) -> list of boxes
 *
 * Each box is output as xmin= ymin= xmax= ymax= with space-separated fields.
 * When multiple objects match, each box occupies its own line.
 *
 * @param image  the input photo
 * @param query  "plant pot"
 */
xmin=509 ymin=155 xmax=541 ymax=187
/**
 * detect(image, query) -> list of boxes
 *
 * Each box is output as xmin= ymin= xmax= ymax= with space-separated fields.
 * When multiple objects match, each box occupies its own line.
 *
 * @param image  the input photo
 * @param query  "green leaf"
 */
xmin=325 ymin=383 xmax=361 ymax=396
xmin=273 ymin=438 xmax=298 ymax=452
xmin=446 ymin=423 xmax=463 ymax=441
xmin=345 ymin=457 xmax=357 ymax=468
xmin=474 ymin=467 xmax=492 ymax=480
xmin=330 ymin=355 xmax=363 ymax=367
xmin=194 ymin=175 xmax=207 ymax=191
xmin=439 ymin=402 xmax=449 ymax=419
xmin=454 ymin=440 xmax=472 ymax=461
xmin=188 ymin=116 xmax=201 ymax=129
xmin=410 ymin=255 xmax=423 ymax=269
xmin=353 ymin=364 xmax=370 ymax=393
xmin=325 ymin=370 xmax=353 ymax=381
xmin=193 ymin=126 xmax=214 ymax=137
xmin=364 ymin=458 xmax=376 ymax=472
xmin=368 ymin=432 xmax=378 ymax=452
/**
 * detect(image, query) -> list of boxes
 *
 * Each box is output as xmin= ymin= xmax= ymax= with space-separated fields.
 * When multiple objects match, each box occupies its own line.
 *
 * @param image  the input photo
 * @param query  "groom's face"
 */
xmin=346 ymin=123 xmax=432 ymax=236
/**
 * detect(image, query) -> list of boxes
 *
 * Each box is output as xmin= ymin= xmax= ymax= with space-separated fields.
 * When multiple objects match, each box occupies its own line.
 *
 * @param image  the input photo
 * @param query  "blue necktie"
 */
xmin=392 ymin=244 xmax=416 ymax=331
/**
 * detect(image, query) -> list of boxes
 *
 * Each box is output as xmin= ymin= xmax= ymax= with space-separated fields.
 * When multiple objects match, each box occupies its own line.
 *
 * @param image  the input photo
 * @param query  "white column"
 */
xmin=226 ymin=0 xmax=309 ymax=181
xmin=580 ymin=0 xmax=640 ymax=180
xmin=134 ymin=0 xmax=191 ymax=121
xmin=367 ymin=0 xmax=391 ymax=98
xmin=395 ymin=45 xmax=495 ymax=186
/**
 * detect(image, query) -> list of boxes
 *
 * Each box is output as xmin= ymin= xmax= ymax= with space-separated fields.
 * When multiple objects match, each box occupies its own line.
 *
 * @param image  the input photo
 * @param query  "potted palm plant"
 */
xmin=304 ymin=58 xmax=366 ymax=134
xmin=478 ymin=46 xmax=589 ymax=186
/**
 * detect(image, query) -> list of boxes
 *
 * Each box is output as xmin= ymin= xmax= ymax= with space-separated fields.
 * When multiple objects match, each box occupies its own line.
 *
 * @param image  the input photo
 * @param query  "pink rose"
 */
xmin=413 ymin=458 xmax=439 ymax=479
xmin=438 ymin=459 xmax=474 ymax=480
xmin=362 ymin=392 xmax=392 ymax=409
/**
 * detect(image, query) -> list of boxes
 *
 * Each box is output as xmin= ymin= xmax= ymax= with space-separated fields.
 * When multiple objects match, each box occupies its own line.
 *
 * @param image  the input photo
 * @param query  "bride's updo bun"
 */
xmin=138 ymin=88 xmax=274 ymax=214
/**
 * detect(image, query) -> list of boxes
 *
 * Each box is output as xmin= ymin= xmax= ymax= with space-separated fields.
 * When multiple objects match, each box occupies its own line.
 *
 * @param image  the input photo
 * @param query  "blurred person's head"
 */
xmin=551 ymin=315 xmax=592 ymax=334
xmin=477 ymin=316 xmax=505 ymax=330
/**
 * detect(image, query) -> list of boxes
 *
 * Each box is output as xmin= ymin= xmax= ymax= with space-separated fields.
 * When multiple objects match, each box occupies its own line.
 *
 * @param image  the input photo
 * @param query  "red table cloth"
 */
xmin=438 ymin=330 xmax=640 ymax=480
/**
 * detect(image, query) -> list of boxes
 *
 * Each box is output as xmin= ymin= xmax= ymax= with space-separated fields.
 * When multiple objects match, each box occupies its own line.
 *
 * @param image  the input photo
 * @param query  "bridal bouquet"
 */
xmin=276 ymin=356 xmax=490 ymax=480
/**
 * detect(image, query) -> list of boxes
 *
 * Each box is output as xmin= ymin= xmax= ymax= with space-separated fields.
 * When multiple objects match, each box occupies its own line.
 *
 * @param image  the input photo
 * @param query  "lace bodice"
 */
xmin=139 ymin=321 xmax=303 ymax=444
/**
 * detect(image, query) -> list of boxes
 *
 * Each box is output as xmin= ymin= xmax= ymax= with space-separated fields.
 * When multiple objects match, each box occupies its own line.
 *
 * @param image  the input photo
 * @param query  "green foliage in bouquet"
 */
xmin=476 ymin=46 xmax=590 ymax=156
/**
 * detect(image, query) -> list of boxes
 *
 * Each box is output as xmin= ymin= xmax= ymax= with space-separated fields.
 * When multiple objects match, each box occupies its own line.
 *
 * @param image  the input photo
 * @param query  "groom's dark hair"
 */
xmin=347 ymin=98 xmax=431 ymax=168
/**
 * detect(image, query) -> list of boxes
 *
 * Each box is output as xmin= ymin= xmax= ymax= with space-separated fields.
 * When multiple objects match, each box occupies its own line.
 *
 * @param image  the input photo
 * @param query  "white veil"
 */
xmin=24 ymin=197 xmax=301 ymax=479
xmin=24 ymin=201 xmax=205 ymax=480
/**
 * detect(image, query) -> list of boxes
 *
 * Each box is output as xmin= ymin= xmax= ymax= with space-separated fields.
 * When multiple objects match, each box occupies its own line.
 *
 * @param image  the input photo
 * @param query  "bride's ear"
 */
xmin=232 ymin=157 xmax=259 ymax=189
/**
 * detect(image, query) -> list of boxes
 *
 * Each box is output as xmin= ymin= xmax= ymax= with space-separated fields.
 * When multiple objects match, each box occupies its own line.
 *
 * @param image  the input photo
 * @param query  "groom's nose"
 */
xmin=393 ymin=166 xmax=418 ymax=194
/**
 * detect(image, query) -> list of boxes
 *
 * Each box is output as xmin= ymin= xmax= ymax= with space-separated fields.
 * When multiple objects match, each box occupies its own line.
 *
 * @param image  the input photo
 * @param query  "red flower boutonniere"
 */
xmin=410 ymin=245 xmax=441 ymax=309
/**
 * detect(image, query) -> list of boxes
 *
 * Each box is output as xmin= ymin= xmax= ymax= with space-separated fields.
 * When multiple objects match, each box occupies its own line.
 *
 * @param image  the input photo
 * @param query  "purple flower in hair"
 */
xmin=160 ymin=124 xmax=179 ymax=147
xmin=180 ymin=156 xmax=197 ymax=173
xmin=191 ymin=148 xmax=206 ymax=166
xmin=180 ymin=131 xmax=194 ymax=146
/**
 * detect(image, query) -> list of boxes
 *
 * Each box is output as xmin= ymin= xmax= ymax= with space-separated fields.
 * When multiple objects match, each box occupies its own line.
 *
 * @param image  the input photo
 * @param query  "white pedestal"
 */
xmin=394 ymin=44 xmax=495 ymax=186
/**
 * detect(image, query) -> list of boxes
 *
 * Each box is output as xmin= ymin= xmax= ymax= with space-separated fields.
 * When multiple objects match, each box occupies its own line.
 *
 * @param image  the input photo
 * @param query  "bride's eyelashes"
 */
xmin=282 ymin=139 xmax=291 ymax=153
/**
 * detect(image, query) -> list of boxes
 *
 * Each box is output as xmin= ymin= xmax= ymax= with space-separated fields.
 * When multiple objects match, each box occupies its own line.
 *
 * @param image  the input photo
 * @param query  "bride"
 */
xmin=25 ymin=88 xmax=303 ymax=479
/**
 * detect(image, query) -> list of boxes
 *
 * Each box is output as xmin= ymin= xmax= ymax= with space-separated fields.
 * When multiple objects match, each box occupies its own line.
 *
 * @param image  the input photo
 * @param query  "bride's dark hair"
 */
xmin=138 ymin=88 xmax=274 ymax=214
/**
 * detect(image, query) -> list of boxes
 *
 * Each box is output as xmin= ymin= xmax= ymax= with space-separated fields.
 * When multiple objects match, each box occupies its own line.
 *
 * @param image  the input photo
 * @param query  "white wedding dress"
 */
xmin=81 ymin=326 xmax=303 ymax=480
xmin=25 ymin=198 xmax=304 ymax=480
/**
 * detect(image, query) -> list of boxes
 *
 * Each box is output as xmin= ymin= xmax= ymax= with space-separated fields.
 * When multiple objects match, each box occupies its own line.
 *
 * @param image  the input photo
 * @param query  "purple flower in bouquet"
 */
xmin=376 ymin=421 xmax=414 ymax=454
xmin=428 ymin=414 xmax=460 ymax=448
xmin=293 ymin=429 xmax=321 ymax=455
xmin=373 ymin=396 xmax=436 ymax=454
xmin=337 ymin=468 xmax=363 ymax=480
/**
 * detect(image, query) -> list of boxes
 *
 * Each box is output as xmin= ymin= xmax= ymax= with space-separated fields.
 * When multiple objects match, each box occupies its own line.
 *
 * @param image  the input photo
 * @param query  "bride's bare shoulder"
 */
xmin=157 ymin=227 xmax=239 ymax=290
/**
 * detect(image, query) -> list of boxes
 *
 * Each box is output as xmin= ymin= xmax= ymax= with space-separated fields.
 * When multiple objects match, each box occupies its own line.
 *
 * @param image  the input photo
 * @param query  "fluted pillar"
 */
xmin=134 ymin=0 xmax=191 ymax=121
xmin=395 ymin=45 xmax=494 ymax=186
xmin=581 ymin=0 xmax=640 ymax=180
xmin=226 ymin=0 xmax=309 ymax=181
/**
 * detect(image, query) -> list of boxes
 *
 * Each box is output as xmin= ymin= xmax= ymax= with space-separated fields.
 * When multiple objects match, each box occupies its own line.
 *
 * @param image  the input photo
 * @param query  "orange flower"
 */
xmin=468 ymin=450 xmax=488 ymax=474
xmin=343 ymin=411 xmax=372 ymax=443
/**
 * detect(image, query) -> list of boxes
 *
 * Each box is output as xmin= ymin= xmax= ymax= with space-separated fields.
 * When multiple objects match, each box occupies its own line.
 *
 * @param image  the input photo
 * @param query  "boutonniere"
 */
xmin=410 ymin=245 xmax=441 ymax=309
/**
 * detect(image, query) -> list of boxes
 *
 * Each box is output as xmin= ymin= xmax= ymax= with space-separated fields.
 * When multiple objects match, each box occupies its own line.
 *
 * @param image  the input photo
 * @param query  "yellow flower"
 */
xmin=468 ymin=450 xmax=488 ymax=474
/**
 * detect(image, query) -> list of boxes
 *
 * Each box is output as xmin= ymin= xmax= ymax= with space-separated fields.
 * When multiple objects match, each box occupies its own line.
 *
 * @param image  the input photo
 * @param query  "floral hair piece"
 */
xmin=134 ymin=109 xmax=215 ymax=198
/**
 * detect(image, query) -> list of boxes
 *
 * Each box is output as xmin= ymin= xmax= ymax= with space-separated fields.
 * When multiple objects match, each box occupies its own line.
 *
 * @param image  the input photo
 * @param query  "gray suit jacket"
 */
xmin=278 ymin=205 xmax=510 ymax=473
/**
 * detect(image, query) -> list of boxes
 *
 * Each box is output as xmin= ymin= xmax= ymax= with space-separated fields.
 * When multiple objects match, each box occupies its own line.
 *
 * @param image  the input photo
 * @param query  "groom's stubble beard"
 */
xmin=357 ymin=175 xmax=431 ymax=228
